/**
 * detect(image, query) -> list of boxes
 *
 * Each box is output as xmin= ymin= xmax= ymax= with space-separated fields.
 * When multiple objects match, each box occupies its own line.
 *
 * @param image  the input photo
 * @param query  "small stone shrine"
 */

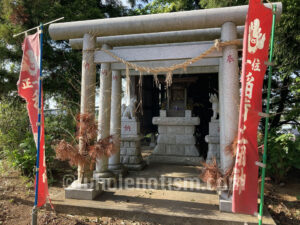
xmin=120 ymin=96 xmax=145 ymax=170
xmin=149 ymin=78 xmax=202 ymax=165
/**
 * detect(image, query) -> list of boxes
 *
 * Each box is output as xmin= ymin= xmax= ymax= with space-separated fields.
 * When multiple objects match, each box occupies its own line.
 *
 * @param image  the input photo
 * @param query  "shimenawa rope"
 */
xmin=102 ymin=39 xmax=241 ymax=87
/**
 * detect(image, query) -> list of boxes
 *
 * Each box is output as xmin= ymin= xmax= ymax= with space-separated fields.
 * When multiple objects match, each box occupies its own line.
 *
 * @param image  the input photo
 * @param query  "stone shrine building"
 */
xmin=49 ymin=2 xmax=282 ymax=213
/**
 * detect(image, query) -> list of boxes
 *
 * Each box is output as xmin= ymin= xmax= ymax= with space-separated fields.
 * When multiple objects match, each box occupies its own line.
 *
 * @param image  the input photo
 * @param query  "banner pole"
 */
xmin=31 ymin=23 xmax=43 ymax=225
xmin=13 ymin=17 xmax=64 ymax=38
xmin=258 ymin=4 xmax=276 ymax=225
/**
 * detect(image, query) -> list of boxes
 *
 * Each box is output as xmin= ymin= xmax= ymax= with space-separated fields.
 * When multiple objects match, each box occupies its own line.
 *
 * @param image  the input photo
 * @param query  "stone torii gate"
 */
xmin=49 ymin=3 xmax=282 ymax=209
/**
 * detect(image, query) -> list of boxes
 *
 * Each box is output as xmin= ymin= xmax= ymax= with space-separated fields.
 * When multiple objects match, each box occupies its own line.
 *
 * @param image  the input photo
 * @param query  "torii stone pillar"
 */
xmin=218 ymin=58 xmax=224 ymax=168
xmin=108 ymin=70 xmax=123 ymax=173
xmin=219 ymin=22 xmax=239 ymax=212
xmin=65 ymin=34 xmax=102 ymax=200
xmin=219 ymin=22 xmax=239 ymax=173
xmin=94 ymin=44 xmax=113 ymax=179
xmin=78 ymin=33 xmax=96 ymax=183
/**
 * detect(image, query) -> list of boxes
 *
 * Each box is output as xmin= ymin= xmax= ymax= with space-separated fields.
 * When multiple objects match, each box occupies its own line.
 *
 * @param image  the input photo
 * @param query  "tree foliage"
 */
xmin=269 ymin=0 xmax=300 ymax=129
xmin=133 ymin=0 xmax=200 ymax=14
xmin=0 ymin=0 xmax=127 ymax=106
xmin=0 ymin=0 xmax=128 ymax=180
xmin=0 ymin=98 xmax=56 ymax=179
xmin=199 ymin=0 xmax=247 ymax=8
xmin=265 ymin=132 xmax=300 ymax=182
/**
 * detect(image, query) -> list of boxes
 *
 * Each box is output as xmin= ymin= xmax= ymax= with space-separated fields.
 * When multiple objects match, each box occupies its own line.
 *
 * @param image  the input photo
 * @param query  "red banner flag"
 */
xmin=232 ymin=0 xmax=273 ymax=214
xmin=17 ymin=32 xmax=49 ymax=207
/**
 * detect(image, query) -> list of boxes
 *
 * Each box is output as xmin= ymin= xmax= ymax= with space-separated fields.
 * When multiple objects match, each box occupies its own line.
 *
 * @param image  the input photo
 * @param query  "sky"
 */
xmin=120 ymin=0 xmax=149 ymax=8
xmin=120 ymin=0 xmax=131 ymax=7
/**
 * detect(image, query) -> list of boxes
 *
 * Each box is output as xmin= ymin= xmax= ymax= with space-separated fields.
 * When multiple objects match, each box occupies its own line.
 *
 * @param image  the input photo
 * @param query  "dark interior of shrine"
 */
xmin=139 ymin=73 xmax=218 ymax=159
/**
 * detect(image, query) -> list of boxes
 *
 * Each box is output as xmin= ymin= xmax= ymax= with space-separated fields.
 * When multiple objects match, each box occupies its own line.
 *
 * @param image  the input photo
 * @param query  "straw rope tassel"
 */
xmin=137 ymin=71 xmax=143 ymax=115
xmin=153 ymin=73 xmax=159 ymax=87
xmin=125 ymin=65 xmax=130 ymax=103
xmin=165 ymin=71 xmax=173 ymax=87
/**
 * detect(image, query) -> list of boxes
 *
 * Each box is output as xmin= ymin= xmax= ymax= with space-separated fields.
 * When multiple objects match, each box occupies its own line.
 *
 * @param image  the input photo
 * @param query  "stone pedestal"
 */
xmin=219 ymin=191 xmax=232 ymax=212
xmin=120 ymin=118 xmax=145 ymax=170
xmin=65 ymin=180 xmax=102 ymax=200
xmin=149 ymin=110 xmax=203 ymax=165
xmin=205 ymin=119 xmax=220 ymax=165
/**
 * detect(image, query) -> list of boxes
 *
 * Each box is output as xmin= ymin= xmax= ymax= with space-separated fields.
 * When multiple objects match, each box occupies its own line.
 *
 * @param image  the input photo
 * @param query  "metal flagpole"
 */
xmin=13 ymin=17 xmax=64 ymax=38
xmin=12 ymin=17 xmax=64 ymax=225
xmin=258 ymin=4 xmax=277 ymax=225
xmin=11 ymin=17 xmax=65 ymax=225
xmin=31 ymin=22 xmax=43 ymax=225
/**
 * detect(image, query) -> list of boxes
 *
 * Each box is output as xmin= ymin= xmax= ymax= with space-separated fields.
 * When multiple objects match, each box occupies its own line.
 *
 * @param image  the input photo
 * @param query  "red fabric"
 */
xmin=17 ymin=32 xmax=49 ymax=207
xmin=232 ymin=0 xmax=273 ymax=215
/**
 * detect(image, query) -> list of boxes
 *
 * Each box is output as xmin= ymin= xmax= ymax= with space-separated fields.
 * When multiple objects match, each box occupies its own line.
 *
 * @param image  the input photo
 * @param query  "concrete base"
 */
xmin=108 ymin=163 xmax=123 ymax=170
xmin=95 ymin=177 xmax=117 ymax=190
xmin=123 ymin=160 xmax=146 ymax=171
xmin=93 ymin=171 xmax=114 ymax=179
xmin=219 ymin=191 xmax=232 ymax=212
xmin=148 ymin=154 xmax=203 ymax=166
xmin=51 ymin=164 xmax=275 ymax=225
xmin=108 ymin=165 xmax=128 ymax=177
xmin=65 ymin=180 xmax=102 ymax=200
xmin=93 ymin=171 xmax=117 ymax=190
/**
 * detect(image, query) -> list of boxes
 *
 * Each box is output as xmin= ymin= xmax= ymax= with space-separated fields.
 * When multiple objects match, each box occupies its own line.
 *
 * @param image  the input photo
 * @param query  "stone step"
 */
xmin=148 ymin=155 xmax=204 ymax=166
xmin=97 ymin=177 xmax=117 ymax=189
xmin=51 ymin=188 xmax=275 ymax=225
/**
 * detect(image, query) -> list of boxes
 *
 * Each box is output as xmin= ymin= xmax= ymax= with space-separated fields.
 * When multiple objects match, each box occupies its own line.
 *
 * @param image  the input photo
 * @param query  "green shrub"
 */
xmin=0 ymin=99 xmax=29 ymax=159
xmin=14 ymin=132 xmax=55 ymax=178
xmin=44 ymin=110 xmax=77 ymax=143
xmin=0 ymin=97 xmax=77 ymax=183
xmin=266 ymin=131 xmax=300 ymax=183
